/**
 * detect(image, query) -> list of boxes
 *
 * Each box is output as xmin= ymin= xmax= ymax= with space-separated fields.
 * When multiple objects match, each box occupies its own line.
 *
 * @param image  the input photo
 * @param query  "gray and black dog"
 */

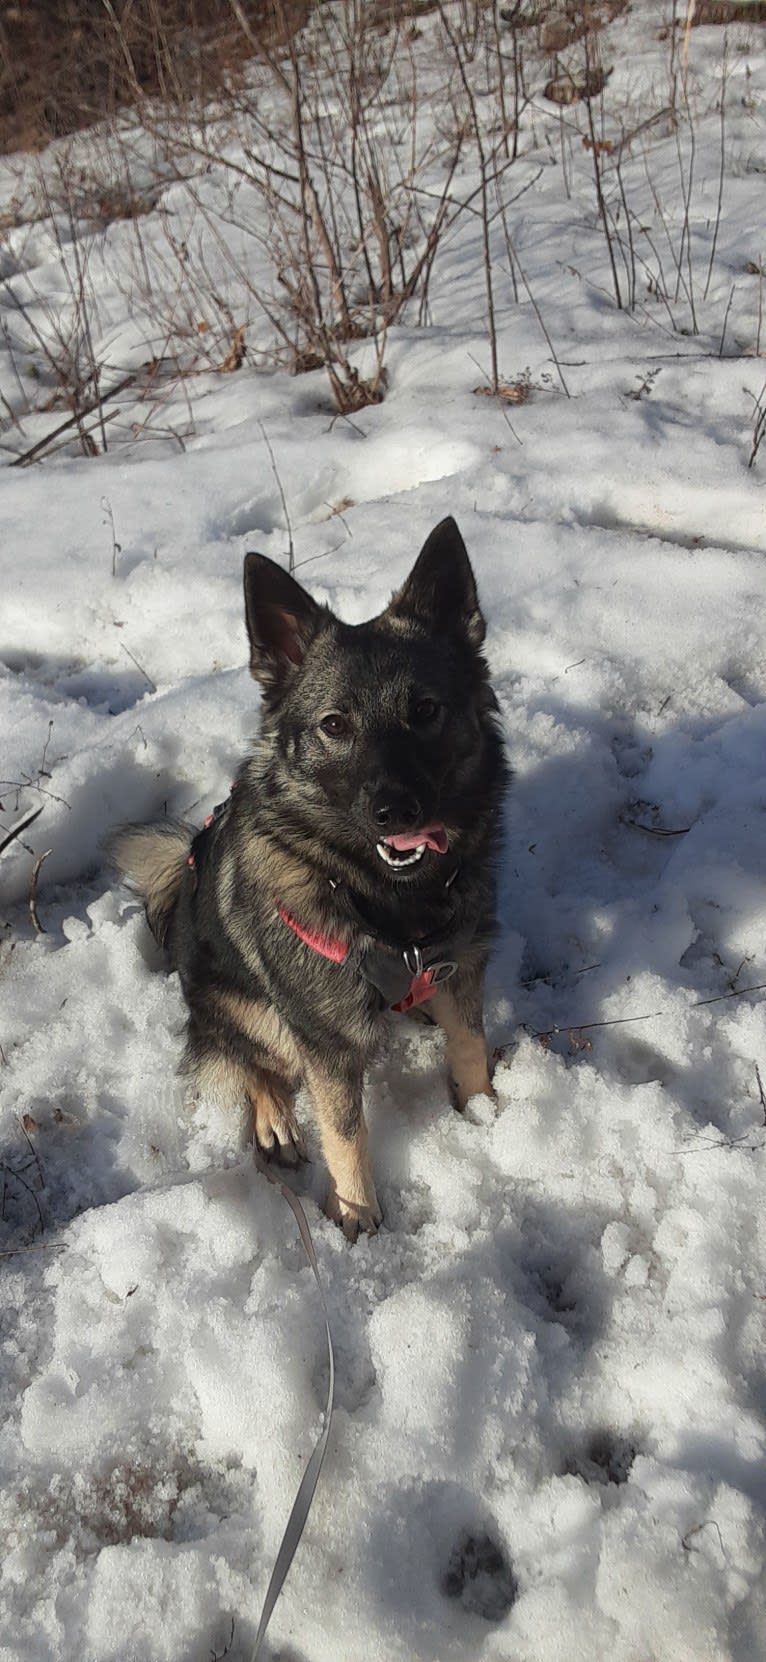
xmin=109 ymin=516 xmax=507 ymax=1238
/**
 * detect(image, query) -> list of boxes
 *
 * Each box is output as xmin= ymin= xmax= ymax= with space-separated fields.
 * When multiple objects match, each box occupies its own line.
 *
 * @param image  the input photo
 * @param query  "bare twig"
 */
xmin=532 ymin=1010 xmax=665 ymax=1041
xmin=755 ymin=1063 xmax=766 ymax=1127
xmin=9 ymin=373 xmax=136 ymax=468
xmin=120 ymin=644 xmax=156 ymax=693
xmin=39 ymin=721 xmax=54 ymax=780
xmin=694 ymin=982 xmax=766 ymax=1010
xmin=747 ymin=381 xmax=766 ymax=469
xmin=532 ymin=978 xmax=766 ymax=1044
xmin=0 ymin=805 xmax=44 ymax=857
xmin=29 ymin=849 xmax=52 ymax=933
xmin=102 ymin=496 xmax=122 ymax=577
xmin=0 ymin=1162 xmax=45 ymax=1235
xmin=16 ymin=1116 xmax=45 ymax=1191
xmin=582 ymin=25 xmax=622 ymax=309
xmin=703 ymin=33 xmax=728 ymax=301
xmin=504 ymin=233 xmax=570 ymax=397
xmin=719 ymin=284 xmax=735 ymax=357
xmin=621 ymin=818 xmax=691 ymax=837
xmin=682 ymin=1519 xmax=726 ymax=1558
xmin=258 ymin=422 xmax=295 ymax=575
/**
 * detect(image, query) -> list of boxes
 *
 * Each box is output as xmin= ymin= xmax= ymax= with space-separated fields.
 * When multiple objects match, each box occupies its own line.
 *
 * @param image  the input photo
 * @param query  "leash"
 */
xmin=249 ymin=1150 xmax=336 ymax=1660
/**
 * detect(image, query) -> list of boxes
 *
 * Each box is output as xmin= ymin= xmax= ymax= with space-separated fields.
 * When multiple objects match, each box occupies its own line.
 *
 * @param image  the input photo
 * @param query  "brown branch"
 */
xmin=0 ymin=805 xmax=44 ymax=857
xmin=755 ymin=1063 xmax=766 ymax=1127
xmin=9 ymin=373 xmax=136 ymax=468
xmin=29 ymin=849 xmax=52 ymax=933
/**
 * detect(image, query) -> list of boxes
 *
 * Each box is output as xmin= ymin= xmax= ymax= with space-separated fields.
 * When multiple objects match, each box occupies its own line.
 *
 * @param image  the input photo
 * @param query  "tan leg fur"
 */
xmin=302 ymin=1058 xmax=382 ymax=1241
xmin=429 ymin=984 xmax=494 ymax=1110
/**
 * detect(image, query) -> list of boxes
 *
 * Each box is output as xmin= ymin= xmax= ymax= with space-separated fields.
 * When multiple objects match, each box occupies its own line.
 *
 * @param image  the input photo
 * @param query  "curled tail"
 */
xmin=106 ymin=819 xmax=193 ymax=945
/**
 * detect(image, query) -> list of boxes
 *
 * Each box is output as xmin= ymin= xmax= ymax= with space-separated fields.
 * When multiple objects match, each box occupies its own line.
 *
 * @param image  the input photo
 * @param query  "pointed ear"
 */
xmin=387 ymin=517 xmax=485 ymax=647
xmin=243 ymin=553 xmax=324 ymax=686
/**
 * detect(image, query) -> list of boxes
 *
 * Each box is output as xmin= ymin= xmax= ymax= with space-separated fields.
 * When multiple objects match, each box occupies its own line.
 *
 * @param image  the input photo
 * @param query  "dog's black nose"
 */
xmin=371 ymin=790 xmax=421 ymax=830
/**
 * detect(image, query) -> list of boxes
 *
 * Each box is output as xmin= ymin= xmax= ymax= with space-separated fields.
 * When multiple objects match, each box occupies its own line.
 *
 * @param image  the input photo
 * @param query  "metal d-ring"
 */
xmin=403 ymin=943 xmax=424 ymax=978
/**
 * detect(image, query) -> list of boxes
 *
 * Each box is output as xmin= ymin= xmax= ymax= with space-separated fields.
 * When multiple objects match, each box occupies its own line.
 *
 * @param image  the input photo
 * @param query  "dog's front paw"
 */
xmin=449 ymin=1073 xmax=496 ymax=1114
xmin=448 ymin=1038 xmax=496 ymax=1114
xmin=325 ymin=1182 xmax=383 ymax=1242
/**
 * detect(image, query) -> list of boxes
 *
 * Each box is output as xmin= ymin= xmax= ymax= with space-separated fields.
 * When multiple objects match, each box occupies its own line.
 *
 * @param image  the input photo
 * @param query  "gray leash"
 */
xmin=249 ymin=1152 xmax=336 ymax=1660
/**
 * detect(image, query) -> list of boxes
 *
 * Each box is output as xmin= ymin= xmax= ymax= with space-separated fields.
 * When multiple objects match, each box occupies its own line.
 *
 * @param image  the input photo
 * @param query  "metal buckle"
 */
xmin=403 ymin=944 xmax=424 ymax=978
xmin=403 ymin=944 xmax=457 ymax=988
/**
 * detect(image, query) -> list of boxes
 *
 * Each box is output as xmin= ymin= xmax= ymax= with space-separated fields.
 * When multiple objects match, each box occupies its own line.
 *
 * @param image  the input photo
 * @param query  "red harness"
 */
xmin=276 ymin=901 xmax=441 ymax=1012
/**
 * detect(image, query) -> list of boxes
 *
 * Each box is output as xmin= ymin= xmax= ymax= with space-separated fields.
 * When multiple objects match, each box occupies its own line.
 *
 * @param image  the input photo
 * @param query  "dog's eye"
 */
xmin=320 ymin=713 xmax=351 ymax=739
xmin=413 ymin=698 xmax=441 ymax=725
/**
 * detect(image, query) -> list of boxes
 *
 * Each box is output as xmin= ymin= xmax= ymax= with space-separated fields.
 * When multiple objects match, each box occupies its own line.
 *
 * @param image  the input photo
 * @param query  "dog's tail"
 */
xmin=105 ymin=819 xmax=193 ymax=946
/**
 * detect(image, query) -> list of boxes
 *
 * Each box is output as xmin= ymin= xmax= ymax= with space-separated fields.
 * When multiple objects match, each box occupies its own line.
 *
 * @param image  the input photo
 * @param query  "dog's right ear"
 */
xmin=243 ymin=553 xmax=324 ymax=686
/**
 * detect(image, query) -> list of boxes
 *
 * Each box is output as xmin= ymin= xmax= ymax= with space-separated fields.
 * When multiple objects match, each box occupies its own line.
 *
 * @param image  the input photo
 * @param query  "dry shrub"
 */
xmin=0 ymin=0 xmax=315 ymax=153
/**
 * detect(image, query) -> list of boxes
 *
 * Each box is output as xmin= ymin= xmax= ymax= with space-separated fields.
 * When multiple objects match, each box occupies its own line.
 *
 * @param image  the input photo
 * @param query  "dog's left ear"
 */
xmin=387 ymin=517 xmax=485 ymax=646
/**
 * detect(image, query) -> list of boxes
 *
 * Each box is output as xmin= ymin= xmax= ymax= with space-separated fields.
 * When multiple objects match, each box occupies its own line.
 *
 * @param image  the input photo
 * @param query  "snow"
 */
xmin=1 ymin=4 xmax=766 ymax=1658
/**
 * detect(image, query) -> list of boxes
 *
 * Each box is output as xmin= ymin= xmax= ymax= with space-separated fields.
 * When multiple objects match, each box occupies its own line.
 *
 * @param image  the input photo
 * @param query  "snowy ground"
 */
xmin=1 ymin=5 xmax=766 ymax=1659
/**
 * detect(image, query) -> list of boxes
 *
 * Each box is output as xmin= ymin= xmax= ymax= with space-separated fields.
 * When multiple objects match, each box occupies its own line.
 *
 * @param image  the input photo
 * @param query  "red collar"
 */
xmin=276 ymin=900 xmax=440 ymax=1012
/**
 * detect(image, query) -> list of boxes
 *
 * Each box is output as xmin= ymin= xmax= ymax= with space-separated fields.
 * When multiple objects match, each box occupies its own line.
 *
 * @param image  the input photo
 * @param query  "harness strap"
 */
xmin=276 ymin=901 xmax=451 ymax=1010
xmin=276 ymin=902 xmax=349 ymax=964
xmin=391 ymin=969 xmax=438 ymax=1012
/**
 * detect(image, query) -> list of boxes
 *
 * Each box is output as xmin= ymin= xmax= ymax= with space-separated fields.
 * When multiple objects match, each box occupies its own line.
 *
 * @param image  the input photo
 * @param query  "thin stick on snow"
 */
xmin=532 ymin=980 xmax=766 ymax=1043
xmin=16 ymin=1116 xmax=46 ymax=1192
xmin=258 ymin=422 xmax=295 ymax=575
xmin=0 ymin=1162 xmax=45 ymax=1235
xmin=9 ymin=373 xmax=136 ymax=468
xmin=747 ymin=381 xmax=766 ymax=469
xmin=0 ymin=806 xmax=44 ymax=858
xmin=102 ymin=496 xmax=122 ymax=578
xmin=120 ymin=644 xmax=156 ymax=693
xmin=621 ymin=817 xmax=690 ymax=837
xmin=754 ymin=1064 xmax=766 ymax=1127
xmin=29 ymin=849 xmax=52 ymax=934
xmin=703 ymin=33 xmax=728 ymax=301
xmin=504 ymin=235 xmax=570 ymax=398
xmin=718 ymin=284 xmax=735 ymax=357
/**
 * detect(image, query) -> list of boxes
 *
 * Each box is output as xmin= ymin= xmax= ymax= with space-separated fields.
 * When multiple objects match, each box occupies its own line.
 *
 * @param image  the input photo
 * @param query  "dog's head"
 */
xmin=243 ymin=517 xmax=500 ymax=881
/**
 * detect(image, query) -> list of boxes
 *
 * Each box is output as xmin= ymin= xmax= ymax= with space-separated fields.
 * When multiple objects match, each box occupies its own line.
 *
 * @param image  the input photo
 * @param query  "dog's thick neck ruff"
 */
xmin=186 ymin=789 xmax=466 ymax=1012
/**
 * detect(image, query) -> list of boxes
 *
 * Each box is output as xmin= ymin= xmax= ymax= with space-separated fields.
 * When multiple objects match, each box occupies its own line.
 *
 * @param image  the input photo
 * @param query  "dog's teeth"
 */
xmin=376 ymin=841 xmax=425 ymax=868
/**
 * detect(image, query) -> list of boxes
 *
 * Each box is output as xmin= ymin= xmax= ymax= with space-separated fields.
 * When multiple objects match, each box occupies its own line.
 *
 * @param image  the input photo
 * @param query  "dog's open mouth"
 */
xmin=376 ymin=824 xmax=448 ymax=868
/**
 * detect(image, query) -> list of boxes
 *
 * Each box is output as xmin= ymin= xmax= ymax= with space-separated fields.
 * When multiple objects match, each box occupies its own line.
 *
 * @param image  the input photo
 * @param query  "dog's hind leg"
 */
xmin=248 ymin=1067 xmax=305 ymax=1167
xmin=302 ymin=1056 xmax=382 ymax=1242
xmin=186 ymin=1030 xmax=302 ymax=1163
xmin=430 ymin=968 xmax=494 ymax=1111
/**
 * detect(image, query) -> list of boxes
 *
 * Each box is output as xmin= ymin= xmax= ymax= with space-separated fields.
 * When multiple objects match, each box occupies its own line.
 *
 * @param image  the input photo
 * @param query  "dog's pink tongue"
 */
xmin=385 ymin=824 xmax=448 ymax=854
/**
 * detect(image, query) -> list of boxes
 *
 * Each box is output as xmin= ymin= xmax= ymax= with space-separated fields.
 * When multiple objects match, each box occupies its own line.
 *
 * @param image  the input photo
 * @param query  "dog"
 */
xmin=108 ymin=516 xmax=507 ymax=1239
